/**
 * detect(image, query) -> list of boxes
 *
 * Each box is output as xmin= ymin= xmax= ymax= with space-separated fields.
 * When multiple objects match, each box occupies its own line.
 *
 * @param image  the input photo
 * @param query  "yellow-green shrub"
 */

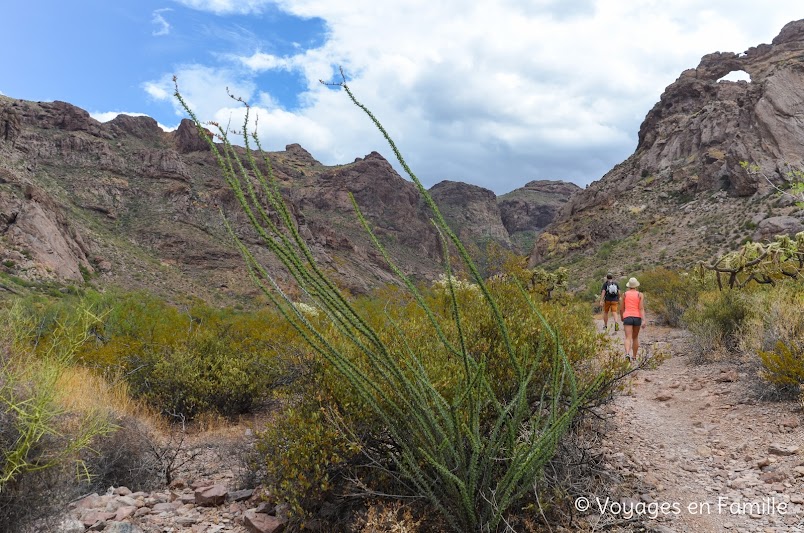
xmin=682 ymin=289 xmax=752 ymax=357
xmin=738 ymin=283 xmax=804 ymax=354
xmin=736 ymin=282 xmax=804 ymax=393
xmin=759 ymin=341 xmax=804 ymax=392
xmin=256 ymin=401 xmax=355 ymax=523
xmin=254 ymin=274 xmax=612 ymax=526
xmin=0 ymin=303 xmax=114 ymax=530
xmin=639 ymin=267 xmax=706 ymax=327
xmin=14 ymin=290 xmax=302 ymax=420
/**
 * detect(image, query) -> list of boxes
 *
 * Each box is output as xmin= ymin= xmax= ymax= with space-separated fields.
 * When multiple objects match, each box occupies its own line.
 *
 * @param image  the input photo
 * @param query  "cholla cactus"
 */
xmin=432 ymin=274 xmax=479 ymax=294
xmin=292 ymin=302 xmax=320 ymax=318
xmin=700 ymin=231 xmax=804 ymax=289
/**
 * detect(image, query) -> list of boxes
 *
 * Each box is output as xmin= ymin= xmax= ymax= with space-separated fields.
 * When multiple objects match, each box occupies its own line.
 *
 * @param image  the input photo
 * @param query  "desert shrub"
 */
xmin=0 ymin=303 xmax=114 ymax=531
xmin=639 ymin=267 xmax=706 ymax=327
xmin=125 ymin=336 xmax=277 ymax=419
xmin=683 ymin=289 xmax=752 ymax=359
xmin=176 ymin=79 xmax=607 ymax=532
xmin=256 ymin=401 xmax=354 ymax=522
xmin=82 ymin=415 xmax=161 ymax=492
xmin=758 ymin=341 xmax=804 ymax=396
xmin=256 ymin=274 xmax=614 ymax=526
xmin=737 ymin=282 xmax=804 ymax=354
xmin=15 ymin=290 xmax=296 ymax=420
xmin=596 ymin=239 xmax=619 ymax=261
xmin=734 ymin=281 xmax=804 ymax=395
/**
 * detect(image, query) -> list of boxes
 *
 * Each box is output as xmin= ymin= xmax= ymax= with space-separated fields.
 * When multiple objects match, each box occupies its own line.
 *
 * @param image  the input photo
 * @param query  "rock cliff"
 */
xmin=428 ymin=180 xmax=512 ymax=254
xmin=530 ymin=19 xmax=804 ymax=280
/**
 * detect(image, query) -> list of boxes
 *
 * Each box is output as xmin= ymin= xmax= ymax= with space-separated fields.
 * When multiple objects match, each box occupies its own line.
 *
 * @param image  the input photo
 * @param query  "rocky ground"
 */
xmin=579 ymin=320 xmax=804 ymax=533
xmin=51 ymin=425 xmax=271 ymax=533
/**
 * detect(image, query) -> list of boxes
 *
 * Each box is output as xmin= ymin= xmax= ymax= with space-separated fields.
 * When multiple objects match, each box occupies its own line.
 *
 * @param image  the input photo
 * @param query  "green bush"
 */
xmin=15 ymin=290 xmax=296 ymax=420
xmin=256 ymin=401 xmax=354 ymax=523
xmin=683 ymin=289 xmax=751 ymax=358
xmin=759 ymin=341 xmax=804 ymax=394
xmin=125 ymin=334 xmax=278 ymax=419
xmin=255 ymin=274 xmax=612 ymax=526
xmin=735 ymin=281 xmax=804 ymax=394
xmin=0 ymin=303 xmax=113 ymax=531
xmin=639 ymin=267 xmax=706 ymax=327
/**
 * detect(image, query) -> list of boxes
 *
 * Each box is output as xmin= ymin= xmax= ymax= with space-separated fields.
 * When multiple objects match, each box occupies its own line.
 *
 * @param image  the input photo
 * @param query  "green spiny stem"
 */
xmin=338 ymin=82 xmax=522 ymax=382
xmin=350 ymin=194 xmax=462 ymax=359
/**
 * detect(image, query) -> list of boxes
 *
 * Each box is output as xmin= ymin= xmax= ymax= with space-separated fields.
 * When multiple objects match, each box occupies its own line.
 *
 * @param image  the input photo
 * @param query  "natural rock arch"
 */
xmin=717 ymin=69 xmax=751 ymax=83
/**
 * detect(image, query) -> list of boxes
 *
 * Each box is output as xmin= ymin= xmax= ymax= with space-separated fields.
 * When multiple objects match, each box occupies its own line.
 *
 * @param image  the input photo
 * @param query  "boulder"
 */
xmin=194 ymin=484 xmax=228 ymax=506
xmin=244 ymin=509 xmax=286 ymax=533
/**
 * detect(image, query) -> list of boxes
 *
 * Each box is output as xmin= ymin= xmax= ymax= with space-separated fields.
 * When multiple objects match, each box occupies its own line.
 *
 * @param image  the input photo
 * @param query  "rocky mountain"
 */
xmin=498 ymin=180 xmax=581 ymax=252
xmin=529 ymin=19 xmax=804 ymax=281
xmin=428 ymin=180 xmax=513 ymax=254
xmin=0 ymin=96 xmax=574 ymax=301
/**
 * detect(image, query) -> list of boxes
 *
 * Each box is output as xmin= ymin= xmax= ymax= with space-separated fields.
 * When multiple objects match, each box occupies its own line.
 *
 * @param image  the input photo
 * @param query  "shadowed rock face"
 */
xmin=428 ymin=180 xmax=512 ymax=252
xmin=0 ymin=95 xmax=573 ymax=299
xmin=530 ymin=19 xmax=804 ymax=277
xmin=498 ymin=180 xmax=580 ymax=252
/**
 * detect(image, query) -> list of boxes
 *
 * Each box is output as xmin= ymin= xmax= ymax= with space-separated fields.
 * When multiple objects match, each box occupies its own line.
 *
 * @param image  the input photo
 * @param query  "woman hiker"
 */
xmin=619 ymin=277 xmax=646 ymax=363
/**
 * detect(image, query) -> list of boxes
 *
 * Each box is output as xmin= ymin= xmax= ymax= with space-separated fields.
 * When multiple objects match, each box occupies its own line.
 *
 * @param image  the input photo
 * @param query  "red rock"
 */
xmin=760 ymin=470 xmax=788 ymax=483
xmin=114 ymin=505 xmax=137 ymax=521
xmin=194 ymin=484 xmax=228 ymax=506
xmin=244 ymin=509 xmax=286 ymax=533
xmin=72 ymin=493 xmax=102 ymax=510
xmin=81 ymin=511 xmax=116 ymax=527
xmin=152 ymin=501 xmax=181 ymax=512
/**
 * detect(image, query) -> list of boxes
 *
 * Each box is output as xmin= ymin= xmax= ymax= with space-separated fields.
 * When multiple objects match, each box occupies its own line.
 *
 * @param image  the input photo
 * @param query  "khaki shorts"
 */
xmin=603 ymin=301 xmax=619 ymax=313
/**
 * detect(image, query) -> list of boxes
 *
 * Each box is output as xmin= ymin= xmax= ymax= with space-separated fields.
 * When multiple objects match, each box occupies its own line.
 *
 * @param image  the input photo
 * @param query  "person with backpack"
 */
xmin=619 ymin=277 xmax=646 ymax=363
xmin=599 ymin=274 xmax=620 ymax=332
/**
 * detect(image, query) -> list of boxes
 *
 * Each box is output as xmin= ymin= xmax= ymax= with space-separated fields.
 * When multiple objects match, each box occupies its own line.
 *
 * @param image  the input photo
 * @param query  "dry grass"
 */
xmin=55 ymin=365 xmax=163 ymax=430
xmin=355 ymin=501 xmax=426 ymax=533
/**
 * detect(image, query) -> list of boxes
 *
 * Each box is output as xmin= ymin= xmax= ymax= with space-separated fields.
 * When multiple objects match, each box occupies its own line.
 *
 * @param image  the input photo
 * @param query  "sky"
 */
xmin=1 ymin=2 xmax=802 ymax=194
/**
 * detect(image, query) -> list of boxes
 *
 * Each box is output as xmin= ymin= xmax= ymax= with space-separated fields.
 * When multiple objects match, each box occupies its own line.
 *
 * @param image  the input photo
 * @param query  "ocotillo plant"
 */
xmin=175 ymin=76 xmax=602 ymax=532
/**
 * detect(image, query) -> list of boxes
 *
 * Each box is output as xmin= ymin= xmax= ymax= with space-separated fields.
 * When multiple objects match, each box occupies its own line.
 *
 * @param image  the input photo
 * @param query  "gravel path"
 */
xmin=583 ymin=320 xmax=804 ymax=533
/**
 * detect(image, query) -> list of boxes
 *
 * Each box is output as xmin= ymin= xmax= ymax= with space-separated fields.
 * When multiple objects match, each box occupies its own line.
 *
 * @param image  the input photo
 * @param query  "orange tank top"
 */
xmin=623 ymin=290 xmax=642 ymax=318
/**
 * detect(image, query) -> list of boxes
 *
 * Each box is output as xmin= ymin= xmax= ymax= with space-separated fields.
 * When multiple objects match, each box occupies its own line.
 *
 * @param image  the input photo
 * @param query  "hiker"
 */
xmin=620 ymin=277 xmax=646 ymax=362
xmin=599 ymin=274 xmax=620 ymax=331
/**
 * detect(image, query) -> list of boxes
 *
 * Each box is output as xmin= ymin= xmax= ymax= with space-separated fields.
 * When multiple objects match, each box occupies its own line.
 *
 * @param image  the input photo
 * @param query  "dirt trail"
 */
xmin=586 ymin=318 xmax=804 ymax=533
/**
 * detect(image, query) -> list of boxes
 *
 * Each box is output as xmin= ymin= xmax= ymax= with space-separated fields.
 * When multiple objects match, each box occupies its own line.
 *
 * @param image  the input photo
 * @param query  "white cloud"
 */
xmin=151 ymin=8 xmax=172 ymax=36
xmin=172 ymin=0 xmax=274 ymax=15
xmin=162 ymin=0 xmax=804 ymax=193
xmin=143 ymin=82 xmax=171 ymax=101
xmin=146 ymin=65 xmax=257 ymax=124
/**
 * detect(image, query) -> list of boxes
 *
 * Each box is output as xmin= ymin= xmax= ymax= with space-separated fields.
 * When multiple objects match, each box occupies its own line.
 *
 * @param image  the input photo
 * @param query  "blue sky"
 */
xmin=2 ymin=1 xmax=802 ymax=194
xmin=2 ymin=1 xmax=326 ymax=126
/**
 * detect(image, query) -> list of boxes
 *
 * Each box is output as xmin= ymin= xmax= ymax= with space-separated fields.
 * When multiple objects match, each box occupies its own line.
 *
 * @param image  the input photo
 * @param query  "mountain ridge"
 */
xmin=0 ymin=96 xmax=573 ymax=301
